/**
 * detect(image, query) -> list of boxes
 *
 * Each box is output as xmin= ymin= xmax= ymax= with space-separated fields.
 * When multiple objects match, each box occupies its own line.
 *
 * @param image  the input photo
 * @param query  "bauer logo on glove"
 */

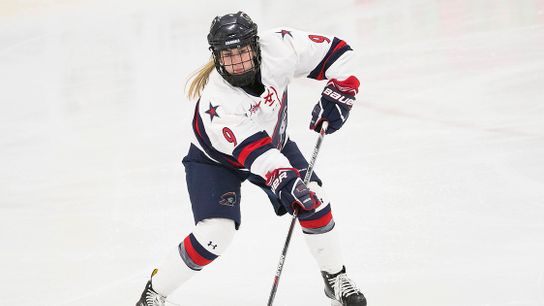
xmin=322 ymin=87 xmax=355 ymax=107
xmin=310 ymin=76 xmax=360 ymax=134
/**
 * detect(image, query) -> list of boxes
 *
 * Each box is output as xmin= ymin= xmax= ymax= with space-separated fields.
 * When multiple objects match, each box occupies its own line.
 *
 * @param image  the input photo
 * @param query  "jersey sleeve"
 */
xmin=279 ymin=28 xmax=357 ymax=81
xmin=196 ymin=99 xmax=293 ymax=179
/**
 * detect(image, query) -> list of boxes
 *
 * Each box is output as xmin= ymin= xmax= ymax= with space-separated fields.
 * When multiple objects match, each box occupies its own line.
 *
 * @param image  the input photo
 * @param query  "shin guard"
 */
xmin=152 ymin=218 xmax=236 ymax=296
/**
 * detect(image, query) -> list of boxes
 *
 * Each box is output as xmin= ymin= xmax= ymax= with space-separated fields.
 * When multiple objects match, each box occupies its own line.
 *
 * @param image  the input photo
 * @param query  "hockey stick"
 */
xmin=267 ymin=121 xmax=329 ymax=306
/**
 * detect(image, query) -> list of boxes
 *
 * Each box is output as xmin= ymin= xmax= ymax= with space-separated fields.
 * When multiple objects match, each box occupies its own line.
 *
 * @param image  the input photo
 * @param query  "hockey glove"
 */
xmin=266 ymin=168 xmax=321 ymax=217
xmin=310 ymin=76 xmax=359 ymax=134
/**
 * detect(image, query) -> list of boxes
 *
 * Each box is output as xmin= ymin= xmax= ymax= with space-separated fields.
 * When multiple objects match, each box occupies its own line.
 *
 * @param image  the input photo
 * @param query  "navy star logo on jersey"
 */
xmin=205 ymin=103 xmax=220 ymax=121
xmin=276 ymin=29 xmax=292 ymax=39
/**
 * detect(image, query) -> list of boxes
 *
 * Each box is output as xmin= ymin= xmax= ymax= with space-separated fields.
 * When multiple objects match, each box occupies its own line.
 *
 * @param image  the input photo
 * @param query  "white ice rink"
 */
xmin=1 ymin=0 xmax=544 ymax=305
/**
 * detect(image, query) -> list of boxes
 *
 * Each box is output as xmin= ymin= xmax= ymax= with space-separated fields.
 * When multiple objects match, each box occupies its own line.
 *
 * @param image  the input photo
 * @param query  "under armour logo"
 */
xmin=208 ymin=241 xmax=217 ymax=250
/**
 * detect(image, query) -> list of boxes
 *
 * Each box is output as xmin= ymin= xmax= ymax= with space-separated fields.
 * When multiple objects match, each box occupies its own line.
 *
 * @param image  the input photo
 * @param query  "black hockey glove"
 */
xmin=266 ymin=168 xmax=321 ymax=217
xmin=310 ymin=77 xmax=359 ymax=134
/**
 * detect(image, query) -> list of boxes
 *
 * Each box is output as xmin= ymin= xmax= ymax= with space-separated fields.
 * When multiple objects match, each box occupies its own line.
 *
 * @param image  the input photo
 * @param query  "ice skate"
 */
xmin=322 ymin=266 xmax=367 ymax=306
xmin=136 ymin=269 xmax=167 ymax=306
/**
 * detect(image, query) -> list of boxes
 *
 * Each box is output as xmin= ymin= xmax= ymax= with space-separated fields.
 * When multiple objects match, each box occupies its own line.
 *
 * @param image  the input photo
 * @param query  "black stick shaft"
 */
xmin=267 ymin=122 xmax=328 ymax=306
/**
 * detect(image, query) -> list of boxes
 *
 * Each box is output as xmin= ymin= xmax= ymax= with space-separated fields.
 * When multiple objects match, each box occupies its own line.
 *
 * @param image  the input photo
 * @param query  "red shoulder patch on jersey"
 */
xmin=205 ymin=103 xmax=220 ymax=121
xmin=276 ymin=29 xmax=292 ymax=39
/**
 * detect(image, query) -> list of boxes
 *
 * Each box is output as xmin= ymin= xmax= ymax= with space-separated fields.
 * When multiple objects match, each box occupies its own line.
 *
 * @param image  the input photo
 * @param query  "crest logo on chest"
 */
xmin=248 ymin=87 xmax=280 ymax=116
xmin=249 ymin=101 xmax=261 ymax=114
xmin=263 ymin=88 xmax=275 ymax=106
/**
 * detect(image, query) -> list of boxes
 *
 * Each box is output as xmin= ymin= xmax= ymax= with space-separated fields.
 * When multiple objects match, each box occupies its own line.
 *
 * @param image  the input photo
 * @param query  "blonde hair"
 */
xmin=186 ymin=57 xmax=216 ymax=100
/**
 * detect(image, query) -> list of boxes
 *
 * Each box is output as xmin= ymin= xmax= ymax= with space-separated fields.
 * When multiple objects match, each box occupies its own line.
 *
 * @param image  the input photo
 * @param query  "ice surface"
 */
xmin=1 ymin=0 xmax=544 ymax=305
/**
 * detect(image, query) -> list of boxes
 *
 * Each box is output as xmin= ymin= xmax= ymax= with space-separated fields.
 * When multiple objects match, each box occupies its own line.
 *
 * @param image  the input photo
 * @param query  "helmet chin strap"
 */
xmin=221 ymin=68 xmax=257 ymax=87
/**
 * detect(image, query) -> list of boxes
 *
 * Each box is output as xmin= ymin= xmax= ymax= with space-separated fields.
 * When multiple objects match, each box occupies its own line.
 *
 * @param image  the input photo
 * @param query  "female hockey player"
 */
xmin=136 ymin=11 xmax=366 ymax=306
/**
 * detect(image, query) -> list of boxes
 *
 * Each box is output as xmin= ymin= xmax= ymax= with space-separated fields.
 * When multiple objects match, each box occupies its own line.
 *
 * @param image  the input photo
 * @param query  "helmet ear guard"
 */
xmin=207 ymin=11 xmax=261 ymax=87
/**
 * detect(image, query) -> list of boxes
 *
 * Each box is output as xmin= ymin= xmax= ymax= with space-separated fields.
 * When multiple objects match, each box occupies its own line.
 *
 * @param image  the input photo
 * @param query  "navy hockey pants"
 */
xmin=182 ymin=139 xmax=322 ymax=229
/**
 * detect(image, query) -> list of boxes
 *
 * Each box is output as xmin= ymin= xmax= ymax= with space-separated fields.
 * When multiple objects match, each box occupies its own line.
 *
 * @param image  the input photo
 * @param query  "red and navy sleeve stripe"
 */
xmin=308 ymin=37 xmax=353 ymax=81
xmin=192 ymin=100 xmax=244 ymax=169
xmin=178 ymin=233 xmax=219 ymax=271
xmin=232 ymin=131 xmax=275 ymax=170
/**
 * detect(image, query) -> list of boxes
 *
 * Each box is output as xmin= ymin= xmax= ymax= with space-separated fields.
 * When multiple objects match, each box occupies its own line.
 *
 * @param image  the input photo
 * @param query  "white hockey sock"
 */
xmin=152 ymin=245 xmax=197 ymax=296
xmin=152 ymin=218 xmax=236 ymax=296
xmin=303 ymin=227 xmax=345 ymax=274
xmin=302 ymin=182 xmax=344 ymax=274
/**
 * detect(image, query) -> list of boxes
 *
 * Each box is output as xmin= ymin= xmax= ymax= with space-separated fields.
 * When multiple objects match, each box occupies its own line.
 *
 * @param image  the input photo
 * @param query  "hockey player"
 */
xmin=136 ymin=11 xmax=366 ymax=306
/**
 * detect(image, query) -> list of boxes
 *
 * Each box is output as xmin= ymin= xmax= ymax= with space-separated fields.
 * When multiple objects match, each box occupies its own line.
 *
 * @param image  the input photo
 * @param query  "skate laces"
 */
xmin=146 ymin=289 xmax=166 ymax=306
xmin=333 ymin=274 xmax=361 ymax=299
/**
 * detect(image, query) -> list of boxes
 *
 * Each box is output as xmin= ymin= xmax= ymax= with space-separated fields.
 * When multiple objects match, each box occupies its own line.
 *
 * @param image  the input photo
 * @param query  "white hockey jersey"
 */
xmin=191 ymin=28 xmax=358 ymax=181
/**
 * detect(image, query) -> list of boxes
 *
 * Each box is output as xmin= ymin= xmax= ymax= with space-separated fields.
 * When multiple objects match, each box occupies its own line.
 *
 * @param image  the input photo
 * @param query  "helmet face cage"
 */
xmin=207 ymin=11 xmax=261 ymax=87
xmin=210 ymin=38 xmax=261 ymax=87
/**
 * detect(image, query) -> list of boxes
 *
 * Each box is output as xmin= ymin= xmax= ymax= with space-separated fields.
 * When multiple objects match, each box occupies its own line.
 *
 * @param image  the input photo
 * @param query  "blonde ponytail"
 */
xmin=186 ymin=57 xmax=216 ymax=100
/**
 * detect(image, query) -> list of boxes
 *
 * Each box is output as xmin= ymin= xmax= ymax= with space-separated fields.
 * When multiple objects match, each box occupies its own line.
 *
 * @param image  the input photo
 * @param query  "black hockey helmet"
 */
xmin=207 ymin=11 xmax=261 ymax=87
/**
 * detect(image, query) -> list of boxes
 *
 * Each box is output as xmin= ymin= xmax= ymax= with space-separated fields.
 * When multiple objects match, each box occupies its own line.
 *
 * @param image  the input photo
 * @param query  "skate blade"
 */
xmin=331 ymin=300 xmax=342 ymax=306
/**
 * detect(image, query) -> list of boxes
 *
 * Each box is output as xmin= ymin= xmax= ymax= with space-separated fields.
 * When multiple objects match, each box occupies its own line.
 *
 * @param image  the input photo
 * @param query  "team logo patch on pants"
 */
xmin=219 ymin=192 xmax=237 ymax=207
